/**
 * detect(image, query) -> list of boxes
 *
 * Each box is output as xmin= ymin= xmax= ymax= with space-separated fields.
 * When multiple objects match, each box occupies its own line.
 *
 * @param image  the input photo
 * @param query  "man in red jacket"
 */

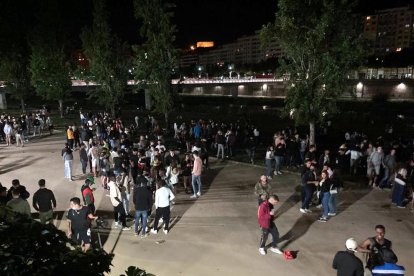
xmin=258 ymin=194 xmax=283 ymax=255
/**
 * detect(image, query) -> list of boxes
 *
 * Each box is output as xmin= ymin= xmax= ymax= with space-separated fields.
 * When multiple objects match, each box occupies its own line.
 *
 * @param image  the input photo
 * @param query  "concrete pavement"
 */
xmin=1 ymin=134 xmax=413 ymax=275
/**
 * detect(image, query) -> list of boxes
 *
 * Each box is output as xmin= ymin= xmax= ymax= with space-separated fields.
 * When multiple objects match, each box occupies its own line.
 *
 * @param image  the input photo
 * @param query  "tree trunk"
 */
xmin=309 ymin=121 xmax=316 ymax=146
xmin=58 ymin=100 xmax=63 ymax=118
xmin=110 ymin=105 xmax=116 ymax=118
xmin=20 ymin=98 xmax=25 ymax=113
xmin=164 ymin=112 xmax=169 ymax=132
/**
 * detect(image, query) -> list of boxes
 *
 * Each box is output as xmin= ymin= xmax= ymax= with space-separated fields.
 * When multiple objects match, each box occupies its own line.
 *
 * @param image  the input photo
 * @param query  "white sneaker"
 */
xmin=122 ymin=226 xmax=131 ymax=231
xmin=305 ymin=209 xmax=312 ymax=213
xmin=273 ymin=171 xmax=277 ymax=176
xmin=277 ymin=171 xmax=282 ymax=175
xmin=163 ymin=229 xmax=168 ymax=235
xmin=267 ymin=176 xmax=272 ymax=180
xmin=259 ymin=248 xmax=266 ymax=255
xmin=150 ymin=229 xmax=158 ymax=234
xmin=190 ymin=194 xmax=197 ymax=199
xmin=159 ymin=217 xmax=163 ymax=223
xmin=328 ymin=213 xmax=336 ymax=216
xmin=196 ymin=192 xmax=201 ymax=197
xmin=299 ymin=208 xmax=307 ymax=214
xmin=316 ymin=204 xmax=322 ymax=209
xmin=114 ymin=222 xmax=121 ymax=228
xmin=270 ymin=247 xmax=283 ymax=254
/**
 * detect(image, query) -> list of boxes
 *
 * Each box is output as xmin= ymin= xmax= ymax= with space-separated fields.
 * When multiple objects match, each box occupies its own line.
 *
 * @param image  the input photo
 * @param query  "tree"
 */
xmin=29 ymin=0 xmax=72 ymax=118
xmin=261 ymin=0 xmax=363 ymax=145
xmin=0 ymin=0 xmax=35 ymax=112
xmin=80 ymin=0 xmax=130 ymax=118
xmin=133 ymin=0 xmax=178 ymax=128
xmin=0 ymin=207 xmax=113 ymax=276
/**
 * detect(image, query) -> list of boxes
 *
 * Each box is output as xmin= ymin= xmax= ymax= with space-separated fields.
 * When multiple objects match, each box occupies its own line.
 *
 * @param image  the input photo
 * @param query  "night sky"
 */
xmin=3 ymin=0 xmax=413 ymax=49
xmin=109 ymin=0 xmax=413 ymax=48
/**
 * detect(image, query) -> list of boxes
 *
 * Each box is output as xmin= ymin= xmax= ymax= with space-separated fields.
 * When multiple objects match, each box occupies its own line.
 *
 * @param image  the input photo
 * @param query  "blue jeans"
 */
xmin=392 ymin=183 xmax=405 ymax=207
xmin=274 ymin=156 xmax=283 ymax=172
xmin=379 ymin=167 xmax=390 ymax=188
xmin=301 ymin=185 xmax=314 ymax=209
xmin=329 ymin=193 xmax=337 ymax=213
xmin=322 ymin=192 xmax=331 ymax=218
xmin=192 ymin=175 xmax=202 ymax=195
xmin=265 ymin=159 xmax=272 ymax=177
xmin=134 ymin=210 xmax=148 ymax=234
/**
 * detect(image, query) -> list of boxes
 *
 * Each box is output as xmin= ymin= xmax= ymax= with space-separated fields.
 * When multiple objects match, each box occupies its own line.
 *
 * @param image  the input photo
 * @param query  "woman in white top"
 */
xmin=265 ymin=145 xmax=274 ymax=179
xmin=166 ymin=161 xmax=179 ymax=194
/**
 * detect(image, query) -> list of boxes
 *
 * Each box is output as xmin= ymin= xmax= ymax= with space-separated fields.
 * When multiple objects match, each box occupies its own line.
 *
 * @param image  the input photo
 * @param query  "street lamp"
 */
xmin=228 ymin=64 xmax=234 ymax=78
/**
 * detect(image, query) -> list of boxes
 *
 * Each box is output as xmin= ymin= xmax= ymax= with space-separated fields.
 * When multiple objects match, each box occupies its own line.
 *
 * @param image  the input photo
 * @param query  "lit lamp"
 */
xmin=228 ymin=64 xmax=234 ymax=78
xmin=396 ymin=83 xmax=406 ymax=94
xmin=356 ymin=82 xmax=364 ymax=98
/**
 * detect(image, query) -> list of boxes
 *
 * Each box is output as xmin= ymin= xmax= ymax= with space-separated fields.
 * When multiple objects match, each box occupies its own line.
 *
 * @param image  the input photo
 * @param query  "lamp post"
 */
xmin=228 ymin=64 xmax=234 ymax=79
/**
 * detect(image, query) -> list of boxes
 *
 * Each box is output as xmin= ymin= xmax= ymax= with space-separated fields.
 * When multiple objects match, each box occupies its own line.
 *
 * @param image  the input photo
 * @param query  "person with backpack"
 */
xmin=81 ymin=176 xmax=96 ymax=214
xmin=358 ymin=225 xmax=392 ymax=271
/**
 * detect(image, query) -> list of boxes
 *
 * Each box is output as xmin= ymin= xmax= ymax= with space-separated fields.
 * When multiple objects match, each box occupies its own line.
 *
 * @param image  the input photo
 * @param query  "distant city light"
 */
xmin=190 ymin=45 xmax=196 ymax=50
xmin=396 ymin=83 xmax=406 ymax=92
xmin=366 ymin=16 xmax=371 ymax=20
xmin=356 ymin=82 xmax=363 ymax=91
xmin=396 ymin=48 xmax=402 ymax=52
xmin=196 ymin=41 xmax=214 ymax=48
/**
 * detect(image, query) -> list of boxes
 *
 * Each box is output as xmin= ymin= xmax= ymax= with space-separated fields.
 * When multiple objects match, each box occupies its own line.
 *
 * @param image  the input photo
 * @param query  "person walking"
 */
xmin=151 ymin=180 xmax=175 ymax=235
xmin=108 ymin=177 xmax=130 ymax=230
xmin=190 ymin=151 xmax=202 ymax=198
xmin=32 ymin=179 xmax=56 ymax=224
xmin=258 ymin=194 xmax=282 ymax=255
xmin=66 ymin=197 xmax=98 ymax=252
xmin=133 ymin=180 xmax=153 ymax=238
xmin=332 ymin=238 xmax=364 ymax=276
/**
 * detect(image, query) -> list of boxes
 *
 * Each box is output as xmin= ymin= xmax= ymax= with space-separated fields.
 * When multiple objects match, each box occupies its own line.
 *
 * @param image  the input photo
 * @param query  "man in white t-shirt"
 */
xmin=108 ymin=178 xmax=130 ymax=231
xmin=151 ymin=180 xmax=175 ymax=235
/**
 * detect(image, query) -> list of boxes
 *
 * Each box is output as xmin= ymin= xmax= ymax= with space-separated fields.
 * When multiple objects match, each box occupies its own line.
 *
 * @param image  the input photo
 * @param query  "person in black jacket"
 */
xmin=333 ymin=238 xmax=364 ymax=276
xmin=7 ymin=179 xmax=30 ymax=202
xmin=133 ymin=181 xmax=153 ymax=238
xmin=32 ymin=179 xmax=56 ymax=224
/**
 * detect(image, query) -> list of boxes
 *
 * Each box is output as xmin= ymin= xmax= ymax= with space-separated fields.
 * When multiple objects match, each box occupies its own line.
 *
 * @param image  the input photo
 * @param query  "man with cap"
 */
xmin=372 ymin=248 xmax=405 ymax=276
xmin=81 ymin=176 xmax=96 ymax=214
xmin=332 ymin=238 xmax=364 ymax=276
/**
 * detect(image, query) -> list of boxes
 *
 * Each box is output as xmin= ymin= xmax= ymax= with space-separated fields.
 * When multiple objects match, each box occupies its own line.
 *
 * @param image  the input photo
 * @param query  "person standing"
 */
xmin=3 ymin=121 xmax=12 ymax=146
xmin=258 ymin=194 xmax=282 ymax=255
xmin=392 ymin=168 xmax=408 ymax=208
xmin=151 ymin=180 xmax=175 ymax=235
xmin=108 ymin=177 xmax=130 ymax=230
xmin=7 ymin=179 xmax=30 ymax=201
xmin=358 ymin=224 xmax=392 ymax=270
xmin=32 ymin=179 xmax=56 ymax=224
xmin=63 ymin=146 xmax=74 ymax=181
xmin=300 ymin=162 xmax=318 ymax=214
xmin=6 ymin=189 xmax=31 ymax=217
xmin=332 ymin=238 xmax=364 ymax=276
xmin=66 ymin=197 xmax=98 ymax=252
xmin=318 ymin=170 xmax=332 ymax=222
xmin=190 ymin=151 xmax=202 ymax=198
xmin=254 ymin=175 xmax=272 ymax=205
xmin=79 ymin=143 xmax=89 ymax=175
xmin=133 ymin=180 xmax=153 ymax=238
xmin=81 ymin=176 xmax=96 ymax=214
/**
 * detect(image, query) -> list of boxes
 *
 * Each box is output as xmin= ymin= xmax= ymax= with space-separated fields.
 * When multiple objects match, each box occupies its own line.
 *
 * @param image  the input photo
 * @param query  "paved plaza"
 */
xmin=1 ymin=134 xmax=413 ymax=275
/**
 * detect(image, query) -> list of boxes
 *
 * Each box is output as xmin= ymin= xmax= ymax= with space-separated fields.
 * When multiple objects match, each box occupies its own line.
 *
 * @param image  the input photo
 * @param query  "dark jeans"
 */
xmin=301 ymin=185 xmax=314 ymax=209
xmin=153 ymin=206 xmax=170 ymax=231
xmin=114 ymin=203 xmax=127 ymax=227
xmin=392 ymin=183 xmax=405 ymax=207
xmin=259 ymin=222 xmax=279 ymax=248
xmin=80 ymin=159 xmax=88 ymax=174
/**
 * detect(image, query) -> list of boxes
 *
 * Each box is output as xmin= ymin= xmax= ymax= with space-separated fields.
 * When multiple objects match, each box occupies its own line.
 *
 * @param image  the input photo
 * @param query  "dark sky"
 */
xmin=108 ymin=0 xmax=413 ymax=49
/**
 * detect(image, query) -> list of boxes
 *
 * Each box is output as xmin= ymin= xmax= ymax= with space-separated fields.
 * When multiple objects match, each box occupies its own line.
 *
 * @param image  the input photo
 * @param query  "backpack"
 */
xmin=366 ymin=237 xmax=391 ymax=270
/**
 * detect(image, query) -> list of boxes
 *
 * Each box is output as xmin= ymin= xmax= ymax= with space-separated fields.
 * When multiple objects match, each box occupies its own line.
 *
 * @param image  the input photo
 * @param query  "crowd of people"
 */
xmin=1 ymin=109 xmax=413 ymax=274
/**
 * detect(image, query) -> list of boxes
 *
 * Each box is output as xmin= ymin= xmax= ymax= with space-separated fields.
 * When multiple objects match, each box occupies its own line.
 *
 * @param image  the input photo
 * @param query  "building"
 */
xmin=180 ymin=31 xmax=282 ymax=68
xmin=363 ymin=6 xmax=414 ymax=54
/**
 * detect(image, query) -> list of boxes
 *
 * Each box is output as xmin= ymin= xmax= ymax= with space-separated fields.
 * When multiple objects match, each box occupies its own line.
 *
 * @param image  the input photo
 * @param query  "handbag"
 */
xmin=330 ymin=184 xmax=338 ymax=194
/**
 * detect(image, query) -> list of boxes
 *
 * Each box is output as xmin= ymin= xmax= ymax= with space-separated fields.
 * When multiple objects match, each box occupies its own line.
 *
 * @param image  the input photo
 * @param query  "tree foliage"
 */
xmin=262 ymin=0 xmax=363 ymax=144
xmin=133 ymin=0 xmax=178 ymax=126
xmin=81 ymin=0 xmax=130 ymax=117
xmin=0 ymin=0 xmax=35 ymax=111
xmin=0 ymin=207 xmax=113 ymax=276
xmin=29 ymin=0 xmax=72 ymax=118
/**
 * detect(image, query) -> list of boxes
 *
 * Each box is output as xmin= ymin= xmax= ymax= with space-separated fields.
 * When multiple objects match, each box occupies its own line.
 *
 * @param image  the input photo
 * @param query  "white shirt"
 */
xmin=155 ymin=186 xmax=175 ymax=208
xmin=108 ymin=181 xmax=122 ymax=207
xmin=3 ymin=124 xmax=12 ymax=135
